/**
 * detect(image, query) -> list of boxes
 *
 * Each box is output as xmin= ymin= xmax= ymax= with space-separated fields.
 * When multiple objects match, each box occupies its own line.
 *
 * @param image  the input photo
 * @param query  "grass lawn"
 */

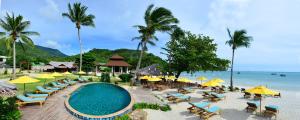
xmin=14 ymin=75 xmax=100 ymax=94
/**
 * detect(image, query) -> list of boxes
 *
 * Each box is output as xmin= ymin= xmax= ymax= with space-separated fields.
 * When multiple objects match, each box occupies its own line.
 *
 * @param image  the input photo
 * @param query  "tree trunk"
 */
xmin=230 ymin=49 xmax=235 ymax=91
xmin=12 ymin=41 xmax=16 ymax=79
xmin=77 ymin=28 xmax=83 ymax=72
xmin=175 ymin=71 xmax=182 ymax=82
xmin=133 ymin=42 xmax=145 ymax=85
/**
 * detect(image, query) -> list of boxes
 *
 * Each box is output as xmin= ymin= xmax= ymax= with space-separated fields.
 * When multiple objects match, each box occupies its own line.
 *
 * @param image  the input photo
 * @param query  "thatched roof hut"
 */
xmin=136 ymin=64 xmax=161 ymax=76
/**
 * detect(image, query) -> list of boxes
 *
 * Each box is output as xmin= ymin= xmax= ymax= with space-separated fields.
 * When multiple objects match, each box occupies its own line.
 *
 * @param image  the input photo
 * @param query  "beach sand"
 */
xmin=141 ymin=87 xmax=300 ymax=120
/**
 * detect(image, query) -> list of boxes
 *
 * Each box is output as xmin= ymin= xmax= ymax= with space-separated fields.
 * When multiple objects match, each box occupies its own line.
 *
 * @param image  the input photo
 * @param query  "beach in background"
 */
xmin=180 ymin=71 xmax=300 ymax=92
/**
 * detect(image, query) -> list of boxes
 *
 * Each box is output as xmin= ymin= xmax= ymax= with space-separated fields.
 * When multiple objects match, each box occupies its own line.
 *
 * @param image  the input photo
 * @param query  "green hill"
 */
xmin=55 ymin=48 xmax=165 ymax=69
xmin=0 ymin=40 xmax=67 ymax=65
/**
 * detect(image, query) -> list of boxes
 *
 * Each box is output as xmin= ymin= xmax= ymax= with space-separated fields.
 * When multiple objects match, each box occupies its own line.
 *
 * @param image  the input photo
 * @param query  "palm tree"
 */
xmin=0 ymin=13 xmax=39 ymax=79
xmin=133 ymin=4 xmax=179 ymax=77
xmin=226 ymin=28 xmax=253 ymax=90
xmin=62 ymin=2 xmax=95 ymax=72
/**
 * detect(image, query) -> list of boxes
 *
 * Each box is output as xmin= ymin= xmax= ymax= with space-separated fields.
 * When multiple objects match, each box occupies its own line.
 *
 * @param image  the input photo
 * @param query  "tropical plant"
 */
xmin=0 ymin=96 xmax=21 ymax=120
xmin=0 ymin=13 xmax=39 ymax=79
xmin=226 ymin=28 xmax=253 ymax=90
xmin=163 ymin=27 xmax=230 ymax=80
xmin=119 ymin=74 xmax=133 ymax=82
xmin=75 ymin=54 xmax=96 ymax=72
xmin=133 ymin=4 xmax=179 ymax=81
xmin=62 ymin=2 xmax=95 ymax=72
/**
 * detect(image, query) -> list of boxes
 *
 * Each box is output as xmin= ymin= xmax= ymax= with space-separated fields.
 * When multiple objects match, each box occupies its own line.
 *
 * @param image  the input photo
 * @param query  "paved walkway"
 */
xmin=20 ymin=84 xmax=163 ymax=120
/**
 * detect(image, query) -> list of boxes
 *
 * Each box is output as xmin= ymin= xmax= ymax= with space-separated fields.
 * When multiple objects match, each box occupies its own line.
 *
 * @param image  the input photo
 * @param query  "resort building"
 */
xmin=45 ymin=61 xmax=77 ymax=72
xmin=105 ymin=54 xmax=131 ymax=74
xmin=136 ymin=64 xmax=161 ymax=76
xmin=0 ymin=56 xmax=9 ymax=74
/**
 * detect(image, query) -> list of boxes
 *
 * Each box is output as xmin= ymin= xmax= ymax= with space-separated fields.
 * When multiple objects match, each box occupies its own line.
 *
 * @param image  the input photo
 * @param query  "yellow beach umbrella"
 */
xmin=166 ymin=76 xmax=176 ymax=81
xmin=78 ymin=71 xmax=85 ymax=75
xmin=246 ymin=86 xmax=278 ymax=95
xmin=202 ymin=81 xmax=221 ymax=87
xmin=147 ymin=77 xmax=162 ymax=82
xmin=9 ymin=76 xmax=40 ymax=93
xmin=246 ymin=86 xmax=278 ymax=114
xmin=36 ymin=74 xmax=55 ymax=85
xmin=178 ymin=77 xmax=192 ymax=83
xmin=140 ymin=76 xmax=150 ymax=80
xmin=63 ymin=71 xmax=72 ymax=75
xmin=197 ymin=76 xmax=207 ymax=84
xmin=210 ymin=78 xmax=225 ymax=83
xmin=51 ymin=72 xmax=63 ymax=77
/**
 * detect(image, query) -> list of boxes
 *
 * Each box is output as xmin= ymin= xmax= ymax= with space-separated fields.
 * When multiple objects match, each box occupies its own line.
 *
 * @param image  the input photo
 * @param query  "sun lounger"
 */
xmin=263 ymin=105 xmax=279 ymax=119
xmin=202 ymin=91 xmax=211 ymax=99
xmin=63 ymin=80 xmax=76 ymax=85
xmin=36 ymin=86 xmax=56 ymax=95
xmin=187 ymin=102 xmax=211 ymax=113
xmin=67 ymin=79 xmax=77 ymax=84
xmin=254 ymin=94 xmax=262 ymax=100
xmin=26 ymin=93 xmax=48 ymax=98
xmin=244 ymin=92 xmax=251 ymax=98
xmin=198 ymin=106 xmax=221 ymax=120
xmin=178 ymin=87 xmax=194 ymax=94
xmin=210 ymin=93 xmax=226 ymax=102
xmin=246 ymin=101 xmax=260 ymax=112
xmin=172 ymin=95 xmax=191 ymax=103
xmin=50 ymin=82 xmax=66 ymax=89
xmin=16 ymin=95 xmax=46 ymax=107
xmin=78 ymin=77 xmax=87 ymax=82
xmin=46 ymin=86 xmax=60 ymax=90
xmin=167 ymin=93 xmax=184 ymax=101
xmin=56 ymin=82 xmax=68 ymax=87
xmin=274 ymin=93 xmax=281 ymax=98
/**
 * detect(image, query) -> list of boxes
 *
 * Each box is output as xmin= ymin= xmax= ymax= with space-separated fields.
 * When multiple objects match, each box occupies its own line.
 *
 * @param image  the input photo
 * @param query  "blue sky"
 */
xmin=1 ymin=0 xmax=300 ymax=72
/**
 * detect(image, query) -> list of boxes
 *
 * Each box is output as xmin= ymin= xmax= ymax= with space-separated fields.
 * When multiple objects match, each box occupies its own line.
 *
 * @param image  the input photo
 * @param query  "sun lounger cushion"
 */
xmin=37 ymin=86 xmax=55 ymax=93
xmin=266 ymin=105 xmax=279 ymax=110
xmin=248 ymin=101 xmax=260 ymax=106
xmin=26 ymin=93 xmax=48 ymax=98
xmin=191 ymin=102 xmax=210 ymax=108
xmin=211 ymin=93 xmax=225 ymax=98
xmin=168 ymin=93 xmax=184 ymax=97
xmin=47 ymin=87 xmax=60 ymax=90
xmin=17 ymin=95 xmax=46 ymax=102
xmin=176 ymin=95 xmax=190 ymax=100
xmin=205 ymin=106 xmax=220 ymax=113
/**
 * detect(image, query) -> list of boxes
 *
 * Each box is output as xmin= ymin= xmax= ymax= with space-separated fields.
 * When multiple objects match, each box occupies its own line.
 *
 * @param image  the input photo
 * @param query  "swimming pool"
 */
xmin=65 ymin=83 xmax=134 ymax=120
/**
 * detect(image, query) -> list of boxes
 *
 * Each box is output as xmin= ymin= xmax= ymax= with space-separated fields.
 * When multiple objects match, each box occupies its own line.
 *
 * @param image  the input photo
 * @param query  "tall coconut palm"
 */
xmin=0 ymin=13 xmax=39 ymax=79
xmin=133 ymin=4 xmax=179 ymax=76
xmin=226 ymin=28 xmax=252 ymax=90
xmin=62 ymin=2 xmax=95 ymax=72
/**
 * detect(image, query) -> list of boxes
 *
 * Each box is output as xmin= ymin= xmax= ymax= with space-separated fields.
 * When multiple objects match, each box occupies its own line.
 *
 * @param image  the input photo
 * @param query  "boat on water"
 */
xmin=280 ymin=74 xmax=286 ymax=77
xmin=271 ymin=73 xmax=277 ymax=75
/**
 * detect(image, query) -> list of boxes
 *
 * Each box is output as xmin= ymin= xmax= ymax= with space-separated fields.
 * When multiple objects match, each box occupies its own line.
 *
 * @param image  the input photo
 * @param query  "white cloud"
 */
xmin=43 ymin=40 xmax=70 ymax=50
xmin=38 ymin=0 xmax=61 ymax=21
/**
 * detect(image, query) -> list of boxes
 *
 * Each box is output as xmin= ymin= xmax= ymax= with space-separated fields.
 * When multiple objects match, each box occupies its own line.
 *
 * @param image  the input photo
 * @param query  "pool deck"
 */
xmin=20 ymin=84 xmax=81 ymax=120
xmin=20 ymin=83 xmax=163 ymax=120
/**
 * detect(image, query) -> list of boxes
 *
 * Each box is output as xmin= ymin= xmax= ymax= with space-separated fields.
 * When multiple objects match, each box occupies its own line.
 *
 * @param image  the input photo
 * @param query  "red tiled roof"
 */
xmin=105 ymin=60 xmax=131 ymax=67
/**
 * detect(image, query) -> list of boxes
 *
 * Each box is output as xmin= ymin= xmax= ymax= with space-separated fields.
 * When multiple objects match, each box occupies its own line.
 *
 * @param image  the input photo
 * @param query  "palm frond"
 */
xmin=21 ymin=31 xmax=40 ymax=36
xmin=20 ymin=34 xmax=34 ymax=47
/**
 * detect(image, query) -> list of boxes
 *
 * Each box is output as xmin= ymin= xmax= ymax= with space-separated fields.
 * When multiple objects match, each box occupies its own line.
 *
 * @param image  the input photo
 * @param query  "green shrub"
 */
xmin=101 ymin=73 xmax=110 ymax=83
xmin=88 ymin=77 xmax=93 ymax=82
xmin=160 ymin=104 xmax=171 ymax=111
xmin=133 ymin=103 xmax=171 ymax=111
xmin=0 ymin=97 xmax=21 ymax=120
xmin=4 ymin=69 xmax=8 ymax=75
xmin=119 ymin=74 xmax=133 ymax=82
xmin=115 ymin=114 xmax=131 ymax=120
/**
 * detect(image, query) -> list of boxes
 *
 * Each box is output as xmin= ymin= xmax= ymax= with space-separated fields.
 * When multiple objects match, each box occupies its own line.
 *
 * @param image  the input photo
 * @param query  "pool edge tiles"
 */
xmin=64 ymin=82 xmax=134 ymax=120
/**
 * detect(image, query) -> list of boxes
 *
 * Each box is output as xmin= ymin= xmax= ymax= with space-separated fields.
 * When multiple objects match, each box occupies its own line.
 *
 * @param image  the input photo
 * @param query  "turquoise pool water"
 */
xmin=68 ymin=83 xmax=131 ymax=116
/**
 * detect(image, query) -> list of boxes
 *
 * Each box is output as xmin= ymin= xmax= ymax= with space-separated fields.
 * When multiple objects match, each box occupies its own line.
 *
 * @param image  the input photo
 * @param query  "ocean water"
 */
xmin=179 ymin=71 xmax=300 ymax=92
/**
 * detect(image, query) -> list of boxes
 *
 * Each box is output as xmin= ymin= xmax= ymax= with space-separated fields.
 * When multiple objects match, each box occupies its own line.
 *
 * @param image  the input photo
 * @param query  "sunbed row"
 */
xmin=16 ymin=78 xmax=78 ymax=107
